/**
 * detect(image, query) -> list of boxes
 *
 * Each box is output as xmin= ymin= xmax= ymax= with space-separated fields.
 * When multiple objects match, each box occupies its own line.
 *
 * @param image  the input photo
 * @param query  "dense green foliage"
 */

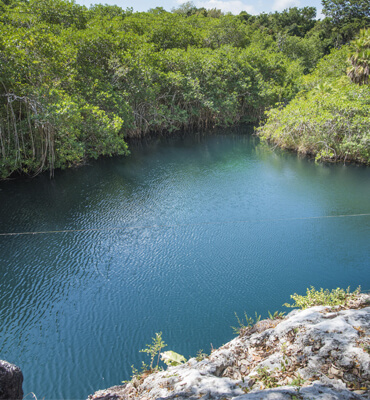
xmin=0 ymin=0 xmax=369 ymax=178
xmin=284 ymin=286 xmax=361 ymax=309
xmin=347 ymin=28 xmax=370 ymax=84
xmin=322 ymin=0 xmax=369 ymax=45
xmin=257 ymin=30 xmax=370 ymax=165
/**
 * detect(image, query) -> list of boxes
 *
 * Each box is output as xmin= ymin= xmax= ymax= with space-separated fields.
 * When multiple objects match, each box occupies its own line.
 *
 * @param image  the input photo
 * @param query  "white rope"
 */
xmin=0 ymin=213 xmax=369 ymax=237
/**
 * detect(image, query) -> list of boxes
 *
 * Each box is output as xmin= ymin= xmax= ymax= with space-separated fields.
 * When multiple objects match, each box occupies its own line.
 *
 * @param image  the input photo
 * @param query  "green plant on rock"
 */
xmin=254 ymin=366 xmax=278 ymax=388
xmin=236 ymin=383 xmax=250 ymax=393
xmin=289 ymin=373 xmax=305 ymax=386
xmin=268 ymin=310 xmax=286 ymax=320
xmin=232 ymin=311 xmax=261 ymax=335
xmin=196 ymin=349 xmax=208 ymax=361
xmin=140 ymin=332 xmax=167 ymax=370
xmin=127 ymin=364 xmax=139 ymax=382
xmin=359 ymin=341 xmax=370 ymax=354
xmin=160 ymin=350 xmax=187 ymax=366
xmin=283 ymin=286 xmax=361 ymax=309
xmin=122 ymin=362 xmax=149 ymax=383
xmin=126 ymin=332 xmax=187 ymax=384
xmin=280 ymin=354 xmax=289 ymax=372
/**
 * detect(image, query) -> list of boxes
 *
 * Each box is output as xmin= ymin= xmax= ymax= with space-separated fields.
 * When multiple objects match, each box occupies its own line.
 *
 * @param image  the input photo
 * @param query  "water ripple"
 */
xmin=0 ymin=131 xmax=369 ymax=399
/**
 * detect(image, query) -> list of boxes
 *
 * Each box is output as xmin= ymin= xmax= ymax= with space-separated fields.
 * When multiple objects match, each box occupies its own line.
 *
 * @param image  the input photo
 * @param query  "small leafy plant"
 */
xmin=360 ymin=342 xmax=370 ymax=354
xmin=289 ymin=373 xmax=305 ymax=386
xmin=268 ymin=310 xmax=286 ymax=320
xmin=284 ymin=286 xmax=361 ymax=309
xmin=232 ymin=311 xmax=261 ymax=335
xmin=196 ymin=349 xmax=208 ymax=361
xmin=254 ymin=367 xmax=278 ymax=388
xmin=280 ymin=355 xmax=289 ymax=372
xmin=126 ymin=332 xmax=187 ymax=383
xmin=160 ymin=351 xmax=187 ymax=366
xmin=140 ymin=332 xmax=167 ymax=370
xmin=123 ymin=361 xmax=151 ymax=383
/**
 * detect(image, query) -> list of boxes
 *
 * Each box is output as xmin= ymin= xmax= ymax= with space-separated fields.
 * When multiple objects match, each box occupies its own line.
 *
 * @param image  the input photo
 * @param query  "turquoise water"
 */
xmin=0 ymin=127 xmax=369 ymax=399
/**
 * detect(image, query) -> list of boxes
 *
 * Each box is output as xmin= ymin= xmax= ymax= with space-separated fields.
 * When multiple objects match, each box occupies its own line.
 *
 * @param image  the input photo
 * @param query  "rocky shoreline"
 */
xmin=0 ymin=360 xmax=23 ymax=400
xmin=89 ymin=294 xmax=370 ymax=400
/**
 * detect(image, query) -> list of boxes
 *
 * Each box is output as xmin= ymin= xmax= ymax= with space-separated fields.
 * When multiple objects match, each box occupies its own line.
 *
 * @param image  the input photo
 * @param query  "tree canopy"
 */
xmin=0 ymin=0 xmax=369 ymax=178
xmin=258 ymin=29 xmax=370 ymax=165
xmin=322 ymin=0 xmax=370 ymax=22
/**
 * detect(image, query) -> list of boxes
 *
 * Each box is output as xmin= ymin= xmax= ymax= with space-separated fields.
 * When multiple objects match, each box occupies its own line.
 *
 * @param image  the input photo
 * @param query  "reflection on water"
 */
xmin=0 ymin=127 xmax=369 ymax=399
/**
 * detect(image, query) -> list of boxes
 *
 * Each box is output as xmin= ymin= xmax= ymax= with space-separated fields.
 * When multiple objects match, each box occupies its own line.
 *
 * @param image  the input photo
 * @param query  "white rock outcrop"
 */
xmin=89 ymin=294 xmax=370 ymax=400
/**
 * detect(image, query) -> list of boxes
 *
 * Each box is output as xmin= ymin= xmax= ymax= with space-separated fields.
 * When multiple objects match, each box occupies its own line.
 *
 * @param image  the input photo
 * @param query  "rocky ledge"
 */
xmin=0 ymin=360 xmax=23 ymax=400
xmin=89 ymin=294 xmax=370 ymax=400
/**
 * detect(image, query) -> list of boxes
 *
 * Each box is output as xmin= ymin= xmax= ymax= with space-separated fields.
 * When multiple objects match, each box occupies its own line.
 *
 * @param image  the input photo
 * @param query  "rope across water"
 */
xmin=0 ymin=213 xmax=369 ymax=236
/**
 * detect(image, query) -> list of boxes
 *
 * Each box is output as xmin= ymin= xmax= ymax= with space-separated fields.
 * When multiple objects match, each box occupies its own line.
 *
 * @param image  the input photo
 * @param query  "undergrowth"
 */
xmin=284 ymin=286 xmax=361 ymax=309
xmin=231 ymin=311 xmax=261 ymax=335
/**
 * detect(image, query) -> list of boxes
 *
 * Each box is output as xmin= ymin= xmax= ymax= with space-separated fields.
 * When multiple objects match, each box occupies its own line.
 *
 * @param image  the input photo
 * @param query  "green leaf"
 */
xmin=160 ymin=351 xmax=187 ymax=366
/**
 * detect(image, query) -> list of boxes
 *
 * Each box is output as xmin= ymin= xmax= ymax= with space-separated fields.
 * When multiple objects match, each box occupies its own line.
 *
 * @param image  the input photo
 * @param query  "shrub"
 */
xmin=284 ymin=286 xmax=361 ymax=309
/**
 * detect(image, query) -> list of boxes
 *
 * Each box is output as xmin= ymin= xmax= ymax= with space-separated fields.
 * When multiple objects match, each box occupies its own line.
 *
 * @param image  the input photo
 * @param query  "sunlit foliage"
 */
xmin=0 ymin=0 xmax=369 ymax=178
xmin=257 ymin=43 xmax=370 ymax=164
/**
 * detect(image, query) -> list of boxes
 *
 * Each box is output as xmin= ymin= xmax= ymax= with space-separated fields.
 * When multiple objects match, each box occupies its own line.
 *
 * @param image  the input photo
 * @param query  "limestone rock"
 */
xmin=88 ymin=294 xmax=370 ymax=400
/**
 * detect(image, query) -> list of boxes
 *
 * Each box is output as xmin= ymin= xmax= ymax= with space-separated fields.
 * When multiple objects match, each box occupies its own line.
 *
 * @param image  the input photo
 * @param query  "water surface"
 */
xmin=0 ymin=127 xmax=369 ymax=399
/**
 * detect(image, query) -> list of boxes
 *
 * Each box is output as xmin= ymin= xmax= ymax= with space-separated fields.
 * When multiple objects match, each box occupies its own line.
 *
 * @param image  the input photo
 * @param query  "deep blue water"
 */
xmin=0 ymin=127 xmax=369 ymax=399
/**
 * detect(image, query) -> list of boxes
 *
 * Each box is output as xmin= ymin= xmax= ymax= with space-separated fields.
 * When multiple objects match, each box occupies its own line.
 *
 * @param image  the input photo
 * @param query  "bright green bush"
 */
xmin=258 ymin=79 xmax=370 ymax=164
xmin=258 ymin=43 xmax=370 ymax=164
xmin=284 ymin=286 xmax=361 ymax=309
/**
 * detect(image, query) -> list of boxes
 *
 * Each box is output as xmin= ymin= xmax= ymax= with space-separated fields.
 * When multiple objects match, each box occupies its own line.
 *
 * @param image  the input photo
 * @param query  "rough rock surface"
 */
xmin=0 ymin=360 xmax=23 ymax=400
xmin=89 ymin=294 xmax=370 ymax=400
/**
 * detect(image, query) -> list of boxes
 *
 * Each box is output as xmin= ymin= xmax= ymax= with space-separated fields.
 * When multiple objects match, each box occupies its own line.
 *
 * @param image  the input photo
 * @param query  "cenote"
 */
xmin=0 ymin=126 xmax=369 ymax=399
